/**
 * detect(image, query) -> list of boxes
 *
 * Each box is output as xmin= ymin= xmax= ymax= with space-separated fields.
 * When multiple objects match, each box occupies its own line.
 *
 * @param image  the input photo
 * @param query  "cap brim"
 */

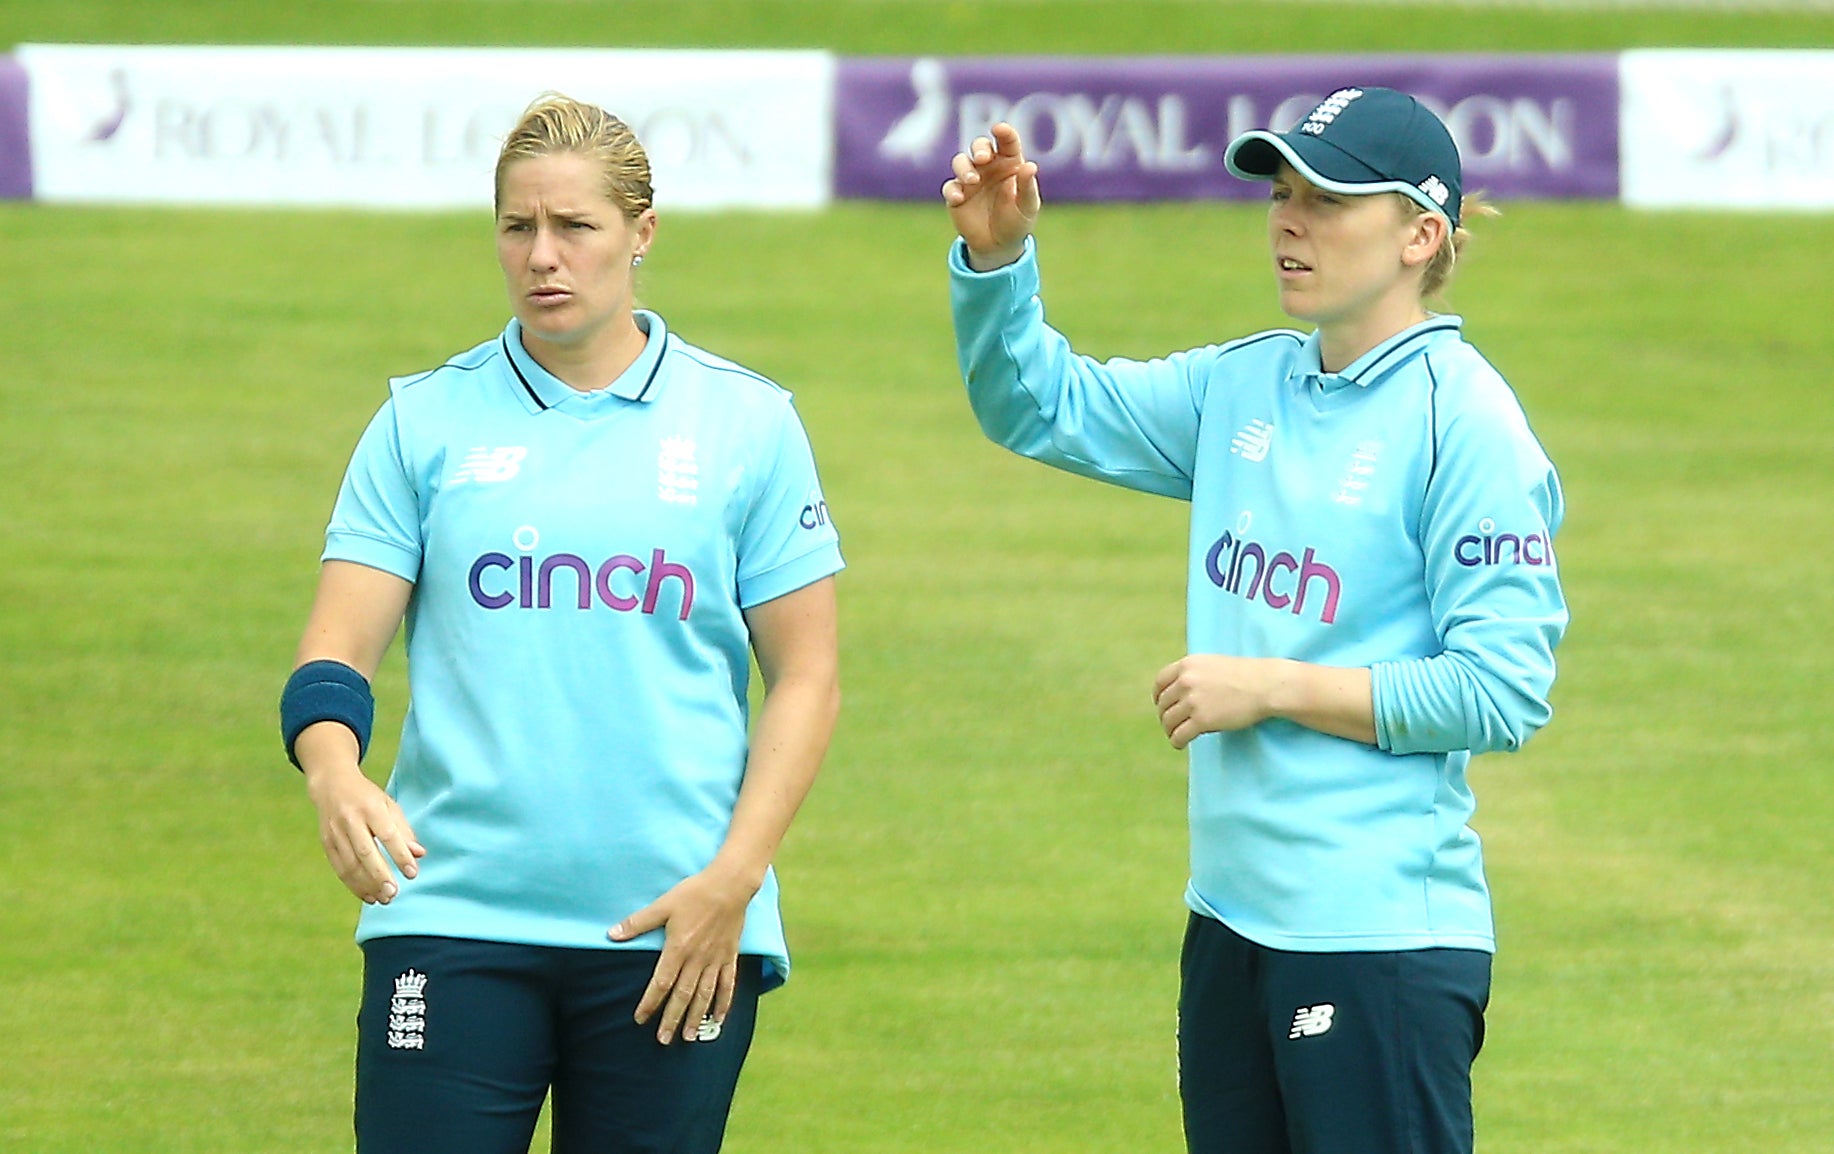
xmin=1225 ymin=130 xmax=1385 ymax=187
xmin=1224 ymin=130 xmax=1453 ymax=222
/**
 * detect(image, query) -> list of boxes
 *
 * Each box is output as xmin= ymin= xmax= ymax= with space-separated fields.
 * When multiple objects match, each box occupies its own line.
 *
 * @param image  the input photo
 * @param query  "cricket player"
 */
xmin=943 ymin=87 xmax=1568 ymax=1153
xmin=281 ymin=93 xmax=843 ymax=1153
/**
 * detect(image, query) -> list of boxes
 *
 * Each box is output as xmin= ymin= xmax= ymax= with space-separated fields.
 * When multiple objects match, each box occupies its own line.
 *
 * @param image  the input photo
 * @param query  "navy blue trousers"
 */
xmin=1178 ymin=913 xmax=1491 ymax=1154
xmin=354 ymin=936 xmax=760 ymax=1154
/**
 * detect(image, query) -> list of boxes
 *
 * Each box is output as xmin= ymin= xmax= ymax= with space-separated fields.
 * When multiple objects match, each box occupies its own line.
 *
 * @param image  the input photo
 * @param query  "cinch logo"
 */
xmin=1454 ymin=518 xmax=1554 ymax=568
xmin=799 ymin=491 xmax=831 ymax=530
xmin=1204 ymin=531 xmax=1342 ymax=624
xmin=468 ymin=526 xmax=695 ymax=620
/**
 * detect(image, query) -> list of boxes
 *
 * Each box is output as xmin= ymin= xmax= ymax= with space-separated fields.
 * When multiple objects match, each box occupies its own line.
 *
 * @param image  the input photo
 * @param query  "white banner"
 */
xmin=18 ymin=44 xmax=834 ymax=210
xmin=1621 ymin=50 xmax=1834 ymax=209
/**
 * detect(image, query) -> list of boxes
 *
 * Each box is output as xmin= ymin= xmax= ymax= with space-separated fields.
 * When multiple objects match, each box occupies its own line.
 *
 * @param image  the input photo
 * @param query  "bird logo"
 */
xmin=879 ymin=58 xmax=952 ymax=165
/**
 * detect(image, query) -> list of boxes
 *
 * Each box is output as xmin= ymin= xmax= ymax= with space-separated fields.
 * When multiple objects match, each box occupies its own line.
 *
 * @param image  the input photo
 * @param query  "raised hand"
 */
xmin=942 ymin=122 xmax=1041 ymax=271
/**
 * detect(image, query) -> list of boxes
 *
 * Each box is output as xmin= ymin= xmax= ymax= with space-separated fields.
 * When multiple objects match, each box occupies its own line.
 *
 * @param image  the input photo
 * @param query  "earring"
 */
xmin=632 ymin=254 xmax=645 ymax=267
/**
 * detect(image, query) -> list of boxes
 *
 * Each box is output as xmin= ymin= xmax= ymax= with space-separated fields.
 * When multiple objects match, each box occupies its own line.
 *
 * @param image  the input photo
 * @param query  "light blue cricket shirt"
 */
xmin=951 ymin=239 xmax=1567 ymax=953
xmin=324 ymin=311 xmax=844 ymax=987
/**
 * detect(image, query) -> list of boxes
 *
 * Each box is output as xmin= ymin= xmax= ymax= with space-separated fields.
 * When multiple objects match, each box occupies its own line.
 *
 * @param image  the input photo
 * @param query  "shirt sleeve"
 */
xmin=1371 ymin=373 xmax=1568 ymax=755
xmin=734 ymin=395 xmax=844 ymax=609
xmin=949 ymin=237 xmax=1207 ymax=501
xmin=322 ymin=397 xmax=424 ymax=582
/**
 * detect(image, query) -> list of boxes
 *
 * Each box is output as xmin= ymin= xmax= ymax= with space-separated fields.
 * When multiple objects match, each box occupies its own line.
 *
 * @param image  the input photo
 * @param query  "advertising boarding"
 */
xmin=836 ymin=55 xmax=1621 ymax=202
xmin=1620 ymin=50 xmax=1834 ymax=209
xmin=17 ymin=44 xmax=835 ymax=210
xmin=0 ymin=57 xmax=30 ymax=199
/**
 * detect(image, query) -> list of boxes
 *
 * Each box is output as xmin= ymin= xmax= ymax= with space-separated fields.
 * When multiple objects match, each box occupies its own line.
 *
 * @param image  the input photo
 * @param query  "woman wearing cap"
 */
xmin=281 ymin=93 xmax=842 ymax=1153
xmin=942 ymin=88 xmax=1566 ymax=1153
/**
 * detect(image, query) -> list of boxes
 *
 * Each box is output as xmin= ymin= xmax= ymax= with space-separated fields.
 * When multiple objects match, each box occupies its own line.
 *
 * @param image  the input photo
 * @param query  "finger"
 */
xmin=1015 ymin=161 xmax=1042 ymax=217
xmin=1169 ymin=720 xmax=1197 ymax=751
xmin=941 ymin=179 xmax=967 ymax=207
xmin=321 ymin=834 xmax=372 ymax=903
xmin=634 ymin=958 xmax=680 ymax=1026
xmin=991 ymin=121 xmax=1025 ymax=160
xmin=711 ymin=962 xmax=737 ymax=1026
xmin=1159 ymin=696 xmax=1192 ymax=738
xmin=609 ymin=901 xmax=666 ymax=943
xmin=970 ymin=152 xmax=1031 ymax=188
xmin=681 ymin=969 xmax=720 ymax=1043
xmin=657 ymin=974 xmax=700 ymax=1045
xmin=334 ymin=819 xmax=397 ymax=902
xmin=1153 ymin=661 xmax=1182 ymax=700
xmin=357 ymin=834 xmax=400 ymax=901
xmin=951 ymin=151 xmax=978 ymax=185
xmin=334 ymin=858 xmax=392 ymax=905
xmin=969 ymin=134 xmax=995 ymax=165
xmin=375 ymin=811 xmax=420 ymax=881
xmin=392 ymin=801 xmax=427 ymax=859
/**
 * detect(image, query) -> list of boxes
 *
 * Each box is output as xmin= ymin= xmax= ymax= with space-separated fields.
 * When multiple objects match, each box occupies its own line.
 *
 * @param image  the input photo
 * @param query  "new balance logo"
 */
xmin=1230 ymin=419 xmax=1275 ymax=463
xmin=1288 ymin=1004 xmax=1335 ymax=1039
xmin=450 ymin=446 xmax=527 ymax=486
xmin=388 ymin=969 xmax=429 ymax=1051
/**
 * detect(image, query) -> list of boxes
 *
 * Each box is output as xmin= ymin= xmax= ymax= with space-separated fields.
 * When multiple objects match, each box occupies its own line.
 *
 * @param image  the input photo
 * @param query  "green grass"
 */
xmin=8 ymin=0 xmax=1834 ymax=54
xmin=4 ymin=2 xmax=1834 ymax=1152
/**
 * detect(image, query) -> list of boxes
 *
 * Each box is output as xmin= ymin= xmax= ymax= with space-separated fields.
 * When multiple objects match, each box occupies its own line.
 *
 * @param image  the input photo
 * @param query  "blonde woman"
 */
xmin=282 ymin=93 xmax=842 ymax=1152
xmin=944 ymin=88 xmax=1566 ymax=1154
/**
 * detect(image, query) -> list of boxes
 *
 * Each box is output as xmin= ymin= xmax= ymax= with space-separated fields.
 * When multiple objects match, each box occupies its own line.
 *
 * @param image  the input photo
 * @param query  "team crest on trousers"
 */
xmin=388 ymin=969 xmax=429 ymax=1051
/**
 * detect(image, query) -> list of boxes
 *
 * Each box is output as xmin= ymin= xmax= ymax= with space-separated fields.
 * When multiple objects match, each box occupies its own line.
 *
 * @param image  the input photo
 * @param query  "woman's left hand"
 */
xmin=1154 ymin=655 xmax=1378 ymax=748
xmin=1153 ymin=655 xmax=1278 ymax=749
xmin=609 ymin=865 xmax=759 ymax=1045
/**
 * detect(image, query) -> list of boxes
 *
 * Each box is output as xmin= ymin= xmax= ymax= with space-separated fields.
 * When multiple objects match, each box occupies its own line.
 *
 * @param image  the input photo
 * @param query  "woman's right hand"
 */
xmin=291 ymin=560 xmax=419 ymax=904
xmin=942 ymin=121 xmax=1041 ymax=271
xmin=299 ymin=722 xmax=424 ymax=904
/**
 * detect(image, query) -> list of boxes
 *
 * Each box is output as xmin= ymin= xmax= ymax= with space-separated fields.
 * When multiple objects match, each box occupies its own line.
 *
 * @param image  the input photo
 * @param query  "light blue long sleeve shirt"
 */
xmin=951 ymin=239 xmax=1566 ymax=952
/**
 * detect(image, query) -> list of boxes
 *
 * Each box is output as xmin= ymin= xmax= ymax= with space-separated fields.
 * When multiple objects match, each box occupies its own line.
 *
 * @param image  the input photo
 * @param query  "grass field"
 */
xmin=3 ymin=2 xmax=1833 ymax=1152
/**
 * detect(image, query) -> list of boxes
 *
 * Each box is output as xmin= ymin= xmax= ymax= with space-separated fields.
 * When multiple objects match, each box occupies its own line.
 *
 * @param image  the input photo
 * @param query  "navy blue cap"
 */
xmin=1224 ymin=87 xmax=1463 ymax=226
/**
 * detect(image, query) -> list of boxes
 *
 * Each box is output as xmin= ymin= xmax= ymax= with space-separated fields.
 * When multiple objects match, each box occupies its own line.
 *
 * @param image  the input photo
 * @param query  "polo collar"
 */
xmin=500 ymin=310 xmax=671 ymax=413
xmin=1291 ymin=314 xmax=1464 ymax=393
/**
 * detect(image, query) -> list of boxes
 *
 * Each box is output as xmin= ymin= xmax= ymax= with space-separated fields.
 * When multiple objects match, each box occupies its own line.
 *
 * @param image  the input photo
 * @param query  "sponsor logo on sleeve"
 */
xmin=798 ymin=488 xmax=832 ymax=531
xmin=1454 ymin=517 xmax=1554 ymax=568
